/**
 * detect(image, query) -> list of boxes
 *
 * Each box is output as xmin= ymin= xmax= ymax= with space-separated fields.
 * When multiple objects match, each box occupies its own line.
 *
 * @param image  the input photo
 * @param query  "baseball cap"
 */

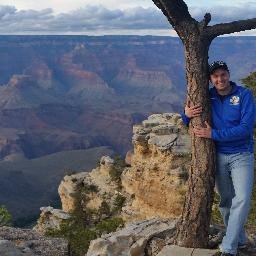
xmin=209 ymin=61 xmax=229 ymax=75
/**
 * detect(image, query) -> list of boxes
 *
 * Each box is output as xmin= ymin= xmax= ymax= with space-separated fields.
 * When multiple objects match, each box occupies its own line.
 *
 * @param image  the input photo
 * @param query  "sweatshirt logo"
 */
xmin=230 ymin=95 xmax=240 ymax=105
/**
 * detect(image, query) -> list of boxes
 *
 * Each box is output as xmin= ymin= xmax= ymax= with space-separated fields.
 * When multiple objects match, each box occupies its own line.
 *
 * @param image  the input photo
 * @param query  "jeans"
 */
xmin=216 ymin=152 xmax=254 ymax=255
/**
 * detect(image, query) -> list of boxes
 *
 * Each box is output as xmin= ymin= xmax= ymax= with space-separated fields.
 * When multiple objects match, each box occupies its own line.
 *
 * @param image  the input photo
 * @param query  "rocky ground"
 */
xmin=1 ymin=220 xmax=256 ymax=256
xmin=0 ymin=226 xmax=68 ymax=256
xmin=86 ymin=218 xmax=256 ymax=256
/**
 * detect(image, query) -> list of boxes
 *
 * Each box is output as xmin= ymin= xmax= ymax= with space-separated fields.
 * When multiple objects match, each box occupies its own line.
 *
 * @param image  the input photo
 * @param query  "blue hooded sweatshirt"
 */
xmin=181 ymin=81 xmax=255 ymax=154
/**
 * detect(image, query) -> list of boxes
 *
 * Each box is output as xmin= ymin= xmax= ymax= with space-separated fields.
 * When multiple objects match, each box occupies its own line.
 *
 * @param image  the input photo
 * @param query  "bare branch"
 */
xmin=207 ymin=18 xmax=256 ymax=38
xmin=152 ymin=0 xmax=173 ymax=26
xmin=152 ymin=0 xmax=195 ymax=28
xmin=199 ymin=13 xmax=211 ymax=28
xmin=152 ymin=0 xmax=197 ymax=41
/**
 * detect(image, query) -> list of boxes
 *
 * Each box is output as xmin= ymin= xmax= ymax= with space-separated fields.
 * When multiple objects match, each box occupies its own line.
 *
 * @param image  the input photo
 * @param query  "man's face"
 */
xmin=210 ymin=69 xmax=230 ymax=92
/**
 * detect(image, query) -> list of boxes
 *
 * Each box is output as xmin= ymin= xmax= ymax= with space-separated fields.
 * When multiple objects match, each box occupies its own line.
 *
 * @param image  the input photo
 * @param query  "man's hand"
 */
xmin=193 ymin=121 xmax=212 ymax=138
xmin=185 ymin=100 xmax=203 ymax=118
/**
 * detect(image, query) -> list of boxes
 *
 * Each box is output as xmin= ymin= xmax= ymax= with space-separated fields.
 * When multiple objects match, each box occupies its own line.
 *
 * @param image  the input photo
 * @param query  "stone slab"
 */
xmin=157 ymin=245 xmax=218 ymax=256
xmin=193 ymin=248 xmax=219 ymax=256
xmin=157 ymin=245 xmax=193 ymax=256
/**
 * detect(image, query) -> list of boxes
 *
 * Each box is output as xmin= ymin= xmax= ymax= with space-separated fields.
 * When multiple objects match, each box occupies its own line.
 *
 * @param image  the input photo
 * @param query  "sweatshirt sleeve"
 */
xmin=211 ymin=89 xmax=255 ymax=142
xmin=181 ymin=111 xmax=191 ymax=126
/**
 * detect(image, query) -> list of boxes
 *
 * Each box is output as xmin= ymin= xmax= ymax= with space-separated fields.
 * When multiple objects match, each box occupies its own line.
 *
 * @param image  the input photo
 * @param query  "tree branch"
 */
xmin=152 ymin=0 xmax=197 ymax=41
xmin=199 ymin=13 xmax=211 ymax=28
xmin=152 ymin=0 xmax=195 ymax=28
xmin=207 ymin=18 xmax=256 ymax=38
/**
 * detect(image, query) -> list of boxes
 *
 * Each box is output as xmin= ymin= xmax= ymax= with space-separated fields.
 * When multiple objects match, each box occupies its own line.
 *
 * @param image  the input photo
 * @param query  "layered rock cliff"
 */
xmin=35 ymin=113 xmax=191 ymax=249
xmin=34 ymin=112 xmax=256 ymax=255
xmin=58 ymin=155 xmax=122 ymax=215
xmin=121 ymin=113 xmax=191 ymax=221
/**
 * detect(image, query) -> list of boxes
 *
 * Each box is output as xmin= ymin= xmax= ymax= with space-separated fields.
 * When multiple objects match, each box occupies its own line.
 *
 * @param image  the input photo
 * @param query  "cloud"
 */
xmin=50 ymin=5 xmax=170 ymax=32
xmin=0 ymin=5 xmax=16 ymax=18
xmin=0 ymin=4 xmax=170 ymax=34
xmin=0 ymin=5 xmax=54 ymax=33
xmin=0 ymin=3 xmax=255 ymax=35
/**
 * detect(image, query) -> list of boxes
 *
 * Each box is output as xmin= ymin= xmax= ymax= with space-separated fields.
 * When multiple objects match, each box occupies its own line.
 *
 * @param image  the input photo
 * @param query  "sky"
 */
xmin=0 ymin=0 xmax=255 ymax=35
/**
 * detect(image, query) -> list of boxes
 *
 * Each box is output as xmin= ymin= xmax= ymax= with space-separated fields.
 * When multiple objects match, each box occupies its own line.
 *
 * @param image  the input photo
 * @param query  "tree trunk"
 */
xmin=151 ymin=0 xmax=256 ymax=248
xmin=174 ymin=35 xmax=216 ymax=247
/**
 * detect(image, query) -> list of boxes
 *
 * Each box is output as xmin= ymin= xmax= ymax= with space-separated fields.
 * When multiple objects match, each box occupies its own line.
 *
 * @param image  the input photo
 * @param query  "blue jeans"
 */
xmin=216 ymin=152 xmax=254 ymax=255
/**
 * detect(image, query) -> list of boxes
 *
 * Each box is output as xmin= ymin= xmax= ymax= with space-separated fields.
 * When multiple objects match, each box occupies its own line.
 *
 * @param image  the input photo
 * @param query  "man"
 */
xmin=181 ymin=61 xmax=255 ymax=256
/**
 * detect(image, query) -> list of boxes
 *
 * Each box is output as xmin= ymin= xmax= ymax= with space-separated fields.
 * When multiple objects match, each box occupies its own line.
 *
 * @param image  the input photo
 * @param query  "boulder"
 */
xmin=86 ymin=218 xmax=176 ymax=256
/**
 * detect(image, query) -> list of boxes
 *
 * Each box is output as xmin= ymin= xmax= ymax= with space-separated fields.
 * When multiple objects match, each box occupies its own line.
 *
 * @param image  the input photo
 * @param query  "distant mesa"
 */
xmin=8 ymin=75 xmax=34 ymax=88
xmin=24 ymin=60 xmax=53 ymax=90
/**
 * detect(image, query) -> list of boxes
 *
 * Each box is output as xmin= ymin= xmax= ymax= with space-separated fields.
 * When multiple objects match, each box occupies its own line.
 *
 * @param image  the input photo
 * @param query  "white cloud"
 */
xmin=0 ymin=3 xmax=255 ymax=35
xmin=0 ymin=5 xmax=170 ymax=34
xmin=0 ymin=0 xmax=156 ymax=12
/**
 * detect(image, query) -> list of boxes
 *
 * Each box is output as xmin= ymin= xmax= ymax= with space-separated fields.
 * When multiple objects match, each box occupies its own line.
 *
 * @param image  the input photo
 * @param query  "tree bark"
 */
xmin=174 ymin=35 xmax=216 ymax=247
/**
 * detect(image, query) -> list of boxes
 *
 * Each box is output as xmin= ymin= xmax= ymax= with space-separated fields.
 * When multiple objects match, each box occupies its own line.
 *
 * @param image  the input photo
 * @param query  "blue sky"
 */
xmin=0 ymin=0 xmax=255 ymax=35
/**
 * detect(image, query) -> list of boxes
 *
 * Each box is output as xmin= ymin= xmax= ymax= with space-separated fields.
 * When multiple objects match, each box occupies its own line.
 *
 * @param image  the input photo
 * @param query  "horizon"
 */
xmin=0 ymin=34 xmax=256 ymax=37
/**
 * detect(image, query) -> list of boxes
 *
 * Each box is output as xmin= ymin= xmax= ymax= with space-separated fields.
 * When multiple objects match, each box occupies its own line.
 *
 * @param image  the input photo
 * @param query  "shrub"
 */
xmin=247 ymin=184 xmax=256 ymax=226
xmin=98 ymin=201 xmax=111 ymax=218
xmin=113 ymin=194 xmax=126 ymax=214
xmin=46 ymin=212 xmax=124 ymax=256
xmin=95 ymin=217 xmax=124 ymax=236
xmin=241 ymin=71 xmax=256 ymax=98
xmin=211 ymin=192 xmax=222 ymax=224
xmin=45 ymin=215 xmax=97 ymax=256
xmin=109 ymin=155 xmax=127 ymax=189
xmin=0 ymin=205 xmax=12 ymax=227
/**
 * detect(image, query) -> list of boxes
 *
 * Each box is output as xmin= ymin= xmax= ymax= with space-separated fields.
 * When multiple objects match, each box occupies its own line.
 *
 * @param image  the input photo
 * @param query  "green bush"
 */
xmin=0 ymin=205 xmax=12 ymax=227
xmin=98 ymin=201 xmax=111 ymax=218
xmin=211 ymin=192 xmax=222 ymax=224
xmin=45 ymin=215 xmax=97 ymax=256
xmin=46 ymin=212 xmax=124 ymax=256
xmin=241 ymin=71 xmax=256 ymax=98
xmin=113 ymin=194 xmax=126 ymax=214
xmin=109 ymin=155 xmax=127 ymax=189
xmin=247 ymin=180 xmax=256 ymax=226
xmin=68 ymin=226 xmax=97 ymax=256
xmin=95 ymin=217 xmax=124 ymax=236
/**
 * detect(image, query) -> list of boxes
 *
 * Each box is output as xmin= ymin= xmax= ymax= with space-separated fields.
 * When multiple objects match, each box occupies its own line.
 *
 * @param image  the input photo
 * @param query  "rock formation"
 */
xmin=85 ymin=219 xmax=226 ymax=256
xmin=58 ymin=155 xmax=122 ymax=214
xmin=86 ymin=218 xmax=177 ymax=256
xmin=33 ymin=112 xmax=256 ymax=255
xmin=33 ymin=113 xmax=193 ymax=256
xmin=33 ymin=207 xmax=70 ymax=235
xmin=121 ymin=113 xmax=191 ymax=221
xmin=37 ymin=113 xmax=191 ymax=231
xmin=35 ymin=154 xmax=125 ymax=233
